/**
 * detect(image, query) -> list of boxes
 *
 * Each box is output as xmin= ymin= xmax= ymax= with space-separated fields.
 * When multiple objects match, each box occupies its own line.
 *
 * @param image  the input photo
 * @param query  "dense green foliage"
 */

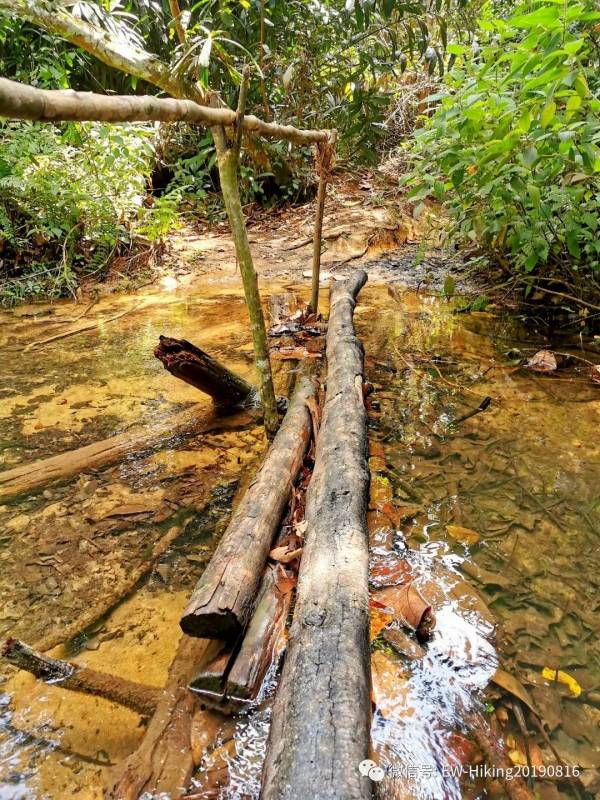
xmin=404 ymin=1 xmax=600 ymax=302
xmin=0 ymin=0 xmax=476 ymax=302
xmin=0 ymin=121 xmax=155 ymax=301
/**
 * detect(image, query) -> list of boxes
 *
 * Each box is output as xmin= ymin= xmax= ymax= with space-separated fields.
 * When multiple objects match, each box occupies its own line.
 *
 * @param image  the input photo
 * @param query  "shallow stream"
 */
xmin=0 ymin=268 xmax=598 ymax=799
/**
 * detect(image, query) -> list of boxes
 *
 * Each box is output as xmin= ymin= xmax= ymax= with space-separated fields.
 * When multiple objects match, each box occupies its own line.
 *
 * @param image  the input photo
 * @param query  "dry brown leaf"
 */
xmin=523 ymin=350 xmax=558 ymax=373
xmin=590 ymin=364 xmax=600 ymax=384
xmin=492 ymin=668 xmax=538 ymax=715
xmin=447 ymin=524 xmax=480 ymax=546
xmin=273 ymin=564 xmax=297 ymax=595
xmin=269 ymin=545 xmax=303 ymax=563
xmin=305 ymin=395 xmax=321 ymax=437
xmin=373 ymin=582 xmax=433 ymax=633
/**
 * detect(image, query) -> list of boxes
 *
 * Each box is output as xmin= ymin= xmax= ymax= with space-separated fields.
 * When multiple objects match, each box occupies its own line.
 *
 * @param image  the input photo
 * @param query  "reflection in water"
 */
xmin=0 ymin=279 xmax=599 ymax=798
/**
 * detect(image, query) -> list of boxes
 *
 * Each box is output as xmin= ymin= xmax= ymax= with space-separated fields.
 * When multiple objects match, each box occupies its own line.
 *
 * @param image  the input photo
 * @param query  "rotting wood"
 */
xmin=262 ymin=271 xmax=371 ymax=800
xmin=105 ymin=635 xmax=224 ymax=800
xmin=0 ymin=76 xmax=329 ymax=146
xmin=154 ymin=335 xmax=255 ymax=409
xmin=0 ymin=407 xmax=253 ymax=504
xmin=2 ymin=638 xmax=159 ymax=717
xmin=180 ymin=375 xmax=314 ymax=639
xmin=224 ymin=562 xmax=292 ymax=701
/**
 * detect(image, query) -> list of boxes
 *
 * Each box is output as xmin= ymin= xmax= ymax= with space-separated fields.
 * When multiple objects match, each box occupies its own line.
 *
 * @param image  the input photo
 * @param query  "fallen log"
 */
xmin=180 ymin=375 xmax=315 ymax=640
xmin=261 ymin=271 xmax=371 ymax=800
xmin=2 ymin=638 xmax=159 ymax=717
xmin=0 ymin=406 xmax=253 ymax=503
xmin=154 ymin=335 xmax=255 ymax=409
xmin=105 ymin=634 xmax=224 ymax=800
xmin=189 ymin=563 xmax=294 ymax=708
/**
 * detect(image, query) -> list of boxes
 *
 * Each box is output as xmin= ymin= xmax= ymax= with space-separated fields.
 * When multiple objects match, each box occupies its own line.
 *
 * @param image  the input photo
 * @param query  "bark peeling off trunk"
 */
xmin=180 ymin=376 xmax=315 ymax=640
xmin=261 ymin=271 xmax=372 ymax=800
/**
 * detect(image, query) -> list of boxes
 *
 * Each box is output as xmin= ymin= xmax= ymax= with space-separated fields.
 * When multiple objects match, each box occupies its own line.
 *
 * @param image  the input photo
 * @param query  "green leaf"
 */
xmin=566 ymin=230 xmax=581 ymax=258
xmin=510 ymin=6 xmax=560 ymax=29
xmin=540 ymin=101 xmax=556 ymax=128
xmin=527 ymin=183 xmax=541 ymax=207
xmin=443 ymin=275 xmax=456 ymax=298
xmin=523 ymin=146 xmax=539 ymax=168
xmin=574 ymin=73 xmax=589 ymax=98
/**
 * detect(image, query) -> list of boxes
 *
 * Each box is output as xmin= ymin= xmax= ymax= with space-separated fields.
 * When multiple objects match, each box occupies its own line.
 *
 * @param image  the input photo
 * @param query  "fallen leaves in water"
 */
xmin=373 ymin=582 xmax=433 ymax=634
xmin=541 ymin=667 xmax=582 ymax=697
xmin=369 ymin=600 xmax=394 ymax=641
xmin=369 ymin=558 xmax=412 ymax=588
xmin=523 ymin=350 xmax=558 ymax=373
xmin=447 ymin=524 xmax=480 ymax=546
xmin=491 ymin=668 xmax=538 ymax=714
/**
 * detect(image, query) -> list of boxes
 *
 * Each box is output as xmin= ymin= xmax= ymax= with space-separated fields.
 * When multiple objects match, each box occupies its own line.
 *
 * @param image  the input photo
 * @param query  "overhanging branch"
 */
xmin=0 ymin=77 xmax=330 ymax=145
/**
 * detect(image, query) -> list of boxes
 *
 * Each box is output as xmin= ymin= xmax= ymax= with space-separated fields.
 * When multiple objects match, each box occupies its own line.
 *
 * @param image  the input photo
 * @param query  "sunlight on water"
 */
xmin=0 ymin=277 xmax=598 ymax=798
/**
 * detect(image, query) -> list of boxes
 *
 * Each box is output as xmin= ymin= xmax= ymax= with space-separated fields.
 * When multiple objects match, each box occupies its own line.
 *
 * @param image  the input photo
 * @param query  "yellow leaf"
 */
xmin=508 ymin=749 xmax=528 ymax=767
xmin=447 ymin=524 xmax=480 ymax=545
xmin=541 ymin=667 xmax=582 ymax=697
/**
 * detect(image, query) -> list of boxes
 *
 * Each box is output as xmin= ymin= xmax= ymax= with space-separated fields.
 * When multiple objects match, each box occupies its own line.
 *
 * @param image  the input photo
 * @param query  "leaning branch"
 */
xmin=0 ymin=77 xmax=329 ymax=145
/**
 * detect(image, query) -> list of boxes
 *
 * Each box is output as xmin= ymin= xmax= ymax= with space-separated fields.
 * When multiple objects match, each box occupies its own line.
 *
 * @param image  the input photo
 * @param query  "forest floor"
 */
xmin=96 ymin=173 xmax=470 ymax=299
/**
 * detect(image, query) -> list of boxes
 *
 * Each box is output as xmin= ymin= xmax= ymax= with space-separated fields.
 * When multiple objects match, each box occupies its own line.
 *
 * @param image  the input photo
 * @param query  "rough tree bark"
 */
xmin=180 ymin=376 xmax=314 ymax=640
xmin=261 ymin=271 xmax=372 ymax=800
xmin=154 ymin=335 xmax=255 ymax=408
xmin=2 ymin=638 xmax=159 ymax=717
xmin=0 ymin=406 xmax=252 ymax=503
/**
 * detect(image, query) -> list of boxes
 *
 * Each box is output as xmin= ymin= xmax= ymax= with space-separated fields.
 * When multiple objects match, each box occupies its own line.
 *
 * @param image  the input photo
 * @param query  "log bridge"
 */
xmin=2 ymin=273 xmax=373 ymax=800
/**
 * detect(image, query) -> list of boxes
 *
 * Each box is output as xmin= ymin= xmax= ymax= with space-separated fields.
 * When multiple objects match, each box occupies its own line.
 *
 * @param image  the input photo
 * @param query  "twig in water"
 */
xmin=454 ymin=396 xmax=492 ymax=424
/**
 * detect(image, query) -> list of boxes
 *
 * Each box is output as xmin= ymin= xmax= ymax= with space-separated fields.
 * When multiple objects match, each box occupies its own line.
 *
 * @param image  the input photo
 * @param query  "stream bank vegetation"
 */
xmin=402 ymin=0 xmax=600 ymax=316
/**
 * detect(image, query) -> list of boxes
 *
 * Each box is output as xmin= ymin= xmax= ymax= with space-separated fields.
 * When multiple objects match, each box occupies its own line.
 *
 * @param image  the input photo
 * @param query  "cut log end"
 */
xmin=179 ymin=608 xmax=241 ymax=640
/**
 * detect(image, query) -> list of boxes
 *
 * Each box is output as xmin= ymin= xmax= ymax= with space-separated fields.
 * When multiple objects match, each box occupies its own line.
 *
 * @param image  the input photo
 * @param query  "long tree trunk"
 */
xmin=180 ymin=375 xmax=314 ymax=640
xmin=2 ymin=638 xmax=159 ymax=717
xmin=261 ymin=271 xmax=372 ymax=800
xmin=154 ymin=335 xmax=255 ymax=408
xmin=0 ymin=406 xmax=252 ymax=503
